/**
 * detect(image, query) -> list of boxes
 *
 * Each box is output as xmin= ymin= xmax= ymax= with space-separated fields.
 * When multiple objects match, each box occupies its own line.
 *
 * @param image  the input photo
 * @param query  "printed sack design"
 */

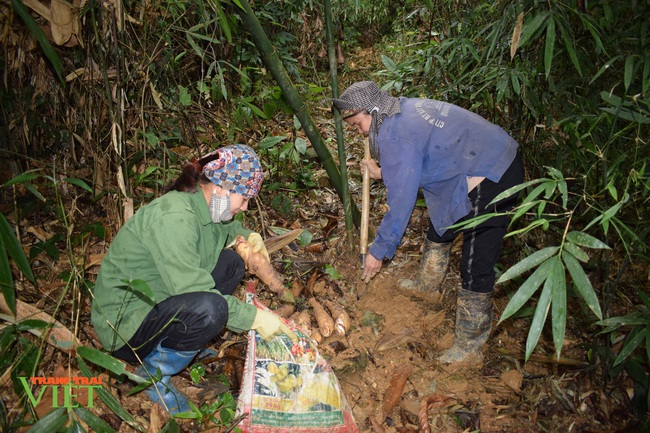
xmin=236 ymin=283 xmax=359 ymax=432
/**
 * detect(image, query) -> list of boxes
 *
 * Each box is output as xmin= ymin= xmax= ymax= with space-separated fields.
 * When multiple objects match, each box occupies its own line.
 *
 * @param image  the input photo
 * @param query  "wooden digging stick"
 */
xmin=360 ymin=138 xmax=371 ymax=269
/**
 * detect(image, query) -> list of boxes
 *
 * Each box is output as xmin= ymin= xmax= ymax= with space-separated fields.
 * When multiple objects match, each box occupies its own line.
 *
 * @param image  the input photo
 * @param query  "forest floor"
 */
xmin=3 ymin=180 xmax=640 ymax=433
xmin=1 ymin=47 xmax=643 ymax=433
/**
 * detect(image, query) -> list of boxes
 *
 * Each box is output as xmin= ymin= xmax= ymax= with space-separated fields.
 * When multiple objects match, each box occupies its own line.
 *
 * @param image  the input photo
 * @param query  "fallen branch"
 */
xmin=0 ymin=297 xmax=80 ymax=355
xmin=495 ymin=348 xmax=588 ymax=366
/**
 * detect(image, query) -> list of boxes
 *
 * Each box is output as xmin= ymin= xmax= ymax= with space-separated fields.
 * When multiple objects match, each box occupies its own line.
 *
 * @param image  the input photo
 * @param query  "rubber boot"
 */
xmin=438 ymin=288 xmax=493 ymax=364
xmin=136 ymin=341 xmax=199 ymax=414
xmin=399 ymin=239 xmax=452 ymax=292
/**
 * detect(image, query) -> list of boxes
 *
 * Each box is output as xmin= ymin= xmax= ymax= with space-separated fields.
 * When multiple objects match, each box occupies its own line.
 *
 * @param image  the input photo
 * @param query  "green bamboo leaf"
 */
xmin=62 ymin=178 xmax=93 ymax=194
xmin=624 ymin=56 xmax=635 ymax=92
xmin=186 ymin=31 xmax=220 ymax=44
xmin=510 ymin=72 xmax=521 ymax=96
xmin=544 ymin=17 xmax=556 ymax=79
xmin=598 ymin=311 xmax=650 ymax=329
xmin=566 ymin=231 xmax=610 ymax=250
xmin=601 ymin=106 xmax=650 ymax=124
xmin=562 ymin=251 xmax=602 ymax=319
xmin=25 ymin=407 xmax=67 ymax=433
xmin=74 ymin=407 xmax=116 ymax=433
xmin=0 ymin=236 xmax=15 ymax=316
xmin=613 ymin=329 xmax=646 ymax=367
xmin=579 ymin=14 xmax=606 ymax=54
xmin=558 ymin=180 xmax=567 ymax=209
xmin=563 ymin=242 xmax=589 ymax=263
xmin=497 ymin=246 xmax=559 ymax=284
xmin=1 ymin=171 xmax=40 ymax=187
xmin=77 ymin=357 xmax=143 ymax=431
xmin=445 ymin=213 xmax=503 ymax=232
xmin=523 ymin=183 xmax=549 ymax=205
xmin=11 ymin=0 xmax=64 ymax=84
xmin=186 ymin=34 xmax=205 ymax=59
xmin=242 ymin=100 xmax=268 ymax=119
xmin=511 ymin=201 xmax=538 ymax=223
xmin=518 ymin=12 xmax=548 ymax=48
xmin=0 ymin=212 xmax=35 ymax=283
xmin=77 ymin=346 xmax=127 ymax=375
xmin=639 ymin=292 xmax=650 ymax=311
xmin=590 ymin=55 xmax=622 ymax=85
xmin=641 ymin=56 xmax=650 ymax=93
xmin=23 ymin=183 xmax=46 ymax=202
xmin=499 ymin=257 xmax=555 ymax=324
xmin=67 ymin=420 xmax=85 ymax=433
xmin=606 ymin=180 xmax=618 ymax=200
xmin=543 ymin=180 xmax=556 ymax=199
xmin=120 ymin=278 xmax=156 ymax=304
xmin=545 ymin=167 xmax=561 ymax=180
xmin=504 ymin=219 xmax=550 ymax=239
xmin=601 ymin=201 xmax=623 ymax=227
xmin=422 ymin=0 xmax=433 ymax=11
xmin=489 ymin=178 xmax=547 ymax=205
xmin=550 ymin=258 xmax=567 ymax=359
xmin=16 ymin=319 xmax=49 ymax=331
xmin=557 ymin=16 xmax=582 ymax=77
xmin=214 ymin=0 xmax=232 ymax=43
xmin=525 ymin=269 xmax=554 ymax=361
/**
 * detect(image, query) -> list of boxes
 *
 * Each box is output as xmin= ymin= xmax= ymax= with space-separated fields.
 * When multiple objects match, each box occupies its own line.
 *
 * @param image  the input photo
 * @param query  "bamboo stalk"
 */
xmin=325 ymin=0 xmax=355 ymax=252
xmin=237 ymin=0 xmax=361 ymax=227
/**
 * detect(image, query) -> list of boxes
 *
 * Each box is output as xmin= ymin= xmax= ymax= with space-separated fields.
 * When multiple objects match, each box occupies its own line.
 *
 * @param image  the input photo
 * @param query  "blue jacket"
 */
xmin=369 ymin=97 xmax=519 ymax=261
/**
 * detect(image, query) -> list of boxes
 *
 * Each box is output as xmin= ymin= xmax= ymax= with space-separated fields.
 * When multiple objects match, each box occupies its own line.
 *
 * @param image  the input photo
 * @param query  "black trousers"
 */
xmin=113 ymin=249 xmax=246 ymax=362
xmin=427 ymin=152 xmax=524 ymax=294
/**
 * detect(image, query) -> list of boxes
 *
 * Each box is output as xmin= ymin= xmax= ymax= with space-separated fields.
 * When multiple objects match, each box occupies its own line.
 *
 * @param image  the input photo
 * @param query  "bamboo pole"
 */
xmin=237 ymin=0 xmax=361 ymax=227
xmin=325 ymin=0 xmax=355 ymax=251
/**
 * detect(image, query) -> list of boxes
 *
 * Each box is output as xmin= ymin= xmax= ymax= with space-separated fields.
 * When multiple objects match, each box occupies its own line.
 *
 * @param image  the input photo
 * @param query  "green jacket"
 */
xmin=91 ymin=190 xmax=257 ymax=352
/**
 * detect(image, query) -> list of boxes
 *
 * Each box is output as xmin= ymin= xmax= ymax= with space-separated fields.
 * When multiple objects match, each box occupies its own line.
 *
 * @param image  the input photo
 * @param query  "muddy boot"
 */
xmin=136 ymin=341 xmax=199 ymax=414
xmin=438 ymin=288 xmax=493 ymax=364
xmin=399 ymin=239 xmax=452 ymax=292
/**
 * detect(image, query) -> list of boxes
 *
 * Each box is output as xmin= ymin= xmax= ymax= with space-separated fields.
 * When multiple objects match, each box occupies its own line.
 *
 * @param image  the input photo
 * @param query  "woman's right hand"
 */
xmin=361 ymin=159 xmax=382 ymax=180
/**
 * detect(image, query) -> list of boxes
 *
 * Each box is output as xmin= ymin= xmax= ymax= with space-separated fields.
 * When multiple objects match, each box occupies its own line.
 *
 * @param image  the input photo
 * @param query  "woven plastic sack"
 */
xmin=236 ymin=283 xmax=359 ymax=432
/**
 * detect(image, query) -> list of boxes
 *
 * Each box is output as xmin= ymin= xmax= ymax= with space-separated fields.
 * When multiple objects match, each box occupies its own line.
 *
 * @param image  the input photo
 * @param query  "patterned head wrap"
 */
xmin=332 ymin=81 xmax=401 ymax=162
xmin=202 ymin=144 xmax=264 ymax=198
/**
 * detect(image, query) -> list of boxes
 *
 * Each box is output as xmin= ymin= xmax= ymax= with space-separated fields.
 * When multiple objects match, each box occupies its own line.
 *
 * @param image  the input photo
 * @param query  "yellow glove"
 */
xmin=247 ymin=233 xmax=270 ymax=262
xmin=251 ymin=309 xmax=298 ymax=342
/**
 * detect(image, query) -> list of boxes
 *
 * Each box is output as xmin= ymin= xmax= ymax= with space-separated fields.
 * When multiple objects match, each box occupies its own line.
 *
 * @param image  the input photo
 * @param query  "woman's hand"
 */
xmin=251 ymin=309 xmax=298 ymax=342
xmin=361 ymin=253 xmax=382 ymax=283
xmin=247 ymin=232 xmax=270 ymax=262
xmin=361 ymin=159 xmax=382 ymax=180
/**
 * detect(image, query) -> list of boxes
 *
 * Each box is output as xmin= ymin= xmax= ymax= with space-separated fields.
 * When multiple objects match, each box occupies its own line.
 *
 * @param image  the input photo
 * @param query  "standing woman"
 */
xmin=333 ymin=82 xmax=524 ymax=364
xmin=91 ymin=144 xmax=296 ymax=414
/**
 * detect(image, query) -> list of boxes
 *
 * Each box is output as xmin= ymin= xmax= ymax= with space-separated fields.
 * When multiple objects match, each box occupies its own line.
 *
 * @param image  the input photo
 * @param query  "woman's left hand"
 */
xmin=361 ymin=254 xmax=382 ymax=283
xmin=247 ymin=233 xmax=270 ymax=262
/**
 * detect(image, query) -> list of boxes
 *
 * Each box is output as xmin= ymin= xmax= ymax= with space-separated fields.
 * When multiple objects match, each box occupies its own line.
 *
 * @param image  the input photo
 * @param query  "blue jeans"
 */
xmin=112 ymin=249 xmax=245 ymax=361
